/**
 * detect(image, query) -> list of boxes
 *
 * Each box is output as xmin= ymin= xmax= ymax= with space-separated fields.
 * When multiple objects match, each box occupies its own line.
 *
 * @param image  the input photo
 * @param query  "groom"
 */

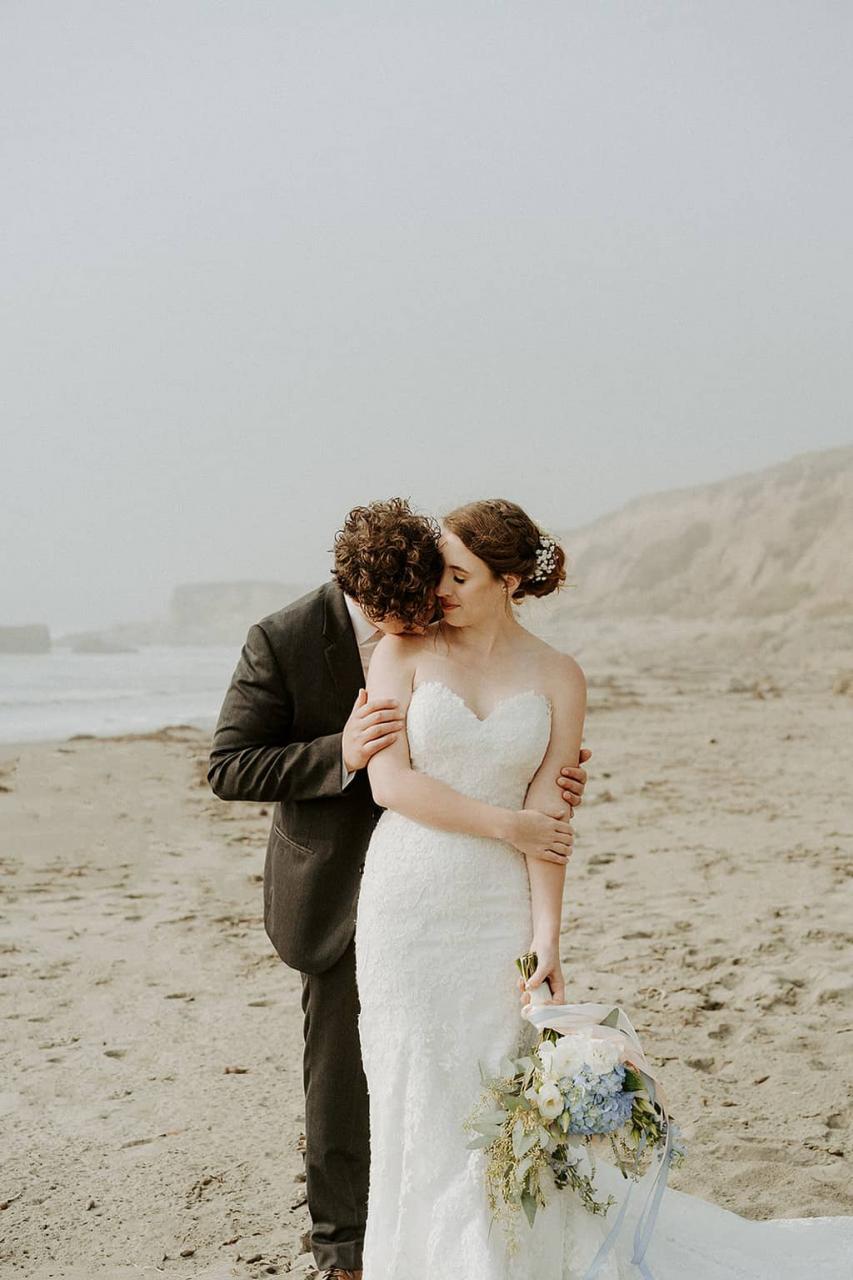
xmin=208 ymin=498 xmax=590 ymax=1279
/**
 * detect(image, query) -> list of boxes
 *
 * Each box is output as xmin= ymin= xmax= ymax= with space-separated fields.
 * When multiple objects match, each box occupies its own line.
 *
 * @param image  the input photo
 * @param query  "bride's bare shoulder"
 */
xmin=373 ymin=623 xmax=440 ymax=666
xmin=523 ymin=632 xmax=586 ymax=698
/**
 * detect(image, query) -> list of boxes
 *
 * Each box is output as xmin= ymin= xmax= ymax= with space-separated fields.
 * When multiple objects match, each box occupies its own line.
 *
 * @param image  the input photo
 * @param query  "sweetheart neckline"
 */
xmin=409 ymin=679 xmax=551 ymax=725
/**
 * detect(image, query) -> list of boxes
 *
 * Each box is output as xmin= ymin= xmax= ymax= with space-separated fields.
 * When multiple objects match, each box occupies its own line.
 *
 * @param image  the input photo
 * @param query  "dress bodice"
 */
xmin=405 ymin=680 xmax=552 ymax=809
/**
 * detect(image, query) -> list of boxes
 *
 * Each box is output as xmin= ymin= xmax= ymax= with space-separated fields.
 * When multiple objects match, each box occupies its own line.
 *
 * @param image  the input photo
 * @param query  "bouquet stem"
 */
xmin=516 ymin=951 xmax=558 ymax=1043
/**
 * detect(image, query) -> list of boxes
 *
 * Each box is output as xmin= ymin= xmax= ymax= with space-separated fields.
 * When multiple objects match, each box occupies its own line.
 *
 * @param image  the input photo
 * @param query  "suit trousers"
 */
xmin=300 ymin=937 xmax=370 ymax=1271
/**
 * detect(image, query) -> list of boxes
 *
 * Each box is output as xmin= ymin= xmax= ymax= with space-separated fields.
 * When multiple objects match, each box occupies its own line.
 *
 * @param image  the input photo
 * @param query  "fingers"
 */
xmin=579 ymin=747 xmax=592 ymax=763
xmin=362 ymin=732 xmax=399 ymax=758
xmin=362 ymin=707 xmax=404 ymax=728
xmin=542 ymin=849 xmax=569 ymax=864
xmin=360 ymin=698 xmax=400 ymax=715
xmin=362 ymin=724 xmax=404 ymax=749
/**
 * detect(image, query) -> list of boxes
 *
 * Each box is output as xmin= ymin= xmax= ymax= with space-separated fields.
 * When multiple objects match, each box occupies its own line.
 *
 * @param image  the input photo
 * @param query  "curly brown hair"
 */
xmin=332 ymin=498 xmax=443 ymax=624
xmin=442 ymin=498 xmax=567 ymax=600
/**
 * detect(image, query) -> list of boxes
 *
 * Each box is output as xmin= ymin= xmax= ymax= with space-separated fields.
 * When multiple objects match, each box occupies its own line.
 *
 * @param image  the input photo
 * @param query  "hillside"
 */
xmin=554 ymin=445 xmax=853 ymax=622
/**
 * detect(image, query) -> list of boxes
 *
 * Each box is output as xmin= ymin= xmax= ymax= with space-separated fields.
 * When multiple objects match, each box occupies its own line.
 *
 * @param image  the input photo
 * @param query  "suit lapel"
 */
xmin=322 ymin=582 xmax=365 ymax=719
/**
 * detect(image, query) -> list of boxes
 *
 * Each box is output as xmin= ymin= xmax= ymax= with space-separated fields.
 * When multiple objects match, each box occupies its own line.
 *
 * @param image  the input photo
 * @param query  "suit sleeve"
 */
xmin=207 ymin=622 xmax=347 ymax=803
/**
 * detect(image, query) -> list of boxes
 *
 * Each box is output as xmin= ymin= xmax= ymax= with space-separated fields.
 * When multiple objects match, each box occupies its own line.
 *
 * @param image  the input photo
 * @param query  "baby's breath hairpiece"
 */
xmin=531 ymin=532 xmax=558 ymax=582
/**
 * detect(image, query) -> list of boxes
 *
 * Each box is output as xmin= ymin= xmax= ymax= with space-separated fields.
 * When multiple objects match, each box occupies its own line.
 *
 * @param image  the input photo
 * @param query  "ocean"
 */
xmin=0 ymin=646 xmax=242 ymax=744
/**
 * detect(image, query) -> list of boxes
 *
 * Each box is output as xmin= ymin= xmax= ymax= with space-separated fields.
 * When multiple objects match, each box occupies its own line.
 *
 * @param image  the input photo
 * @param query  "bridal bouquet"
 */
xmin=465 ymin=953 xmax=685 ymax=1259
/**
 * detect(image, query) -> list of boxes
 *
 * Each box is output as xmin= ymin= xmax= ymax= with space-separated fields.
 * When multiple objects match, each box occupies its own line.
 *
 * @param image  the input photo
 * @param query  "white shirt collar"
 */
xmin=343 ymin=593 xmax=382 ymax=645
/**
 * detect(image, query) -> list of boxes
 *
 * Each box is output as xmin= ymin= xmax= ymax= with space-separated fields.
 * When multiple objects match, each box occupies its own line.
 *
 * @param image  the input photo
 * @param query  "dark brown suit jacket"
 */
xmin=207 ymin=581 xmax=381 ymax=974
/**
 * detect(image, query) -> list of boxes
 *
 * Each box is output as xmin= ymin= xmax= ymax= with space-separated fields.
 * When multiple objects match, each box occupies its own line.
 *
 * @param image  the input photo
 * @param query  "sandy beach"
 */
xmin=1 ymin=634 xmax=852 ymax=1278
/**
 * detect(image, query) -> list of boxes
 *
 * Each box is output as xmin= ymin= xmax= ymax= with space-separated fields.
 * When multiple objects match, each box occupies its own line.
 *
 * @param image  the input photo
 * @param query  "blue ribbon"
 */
xmin=579 ymin=1124 xmax=676 ymax=1280
xmin=630 ymin=1122 xmax=675 ymax=1279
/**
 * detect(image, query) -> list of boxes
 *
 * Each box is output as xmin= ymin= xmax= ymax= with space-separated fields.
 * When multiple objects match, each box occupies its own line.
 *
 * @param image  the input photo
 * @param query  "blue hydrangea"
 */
xmin=562 ymin=1064 xmax=634 ymax=1136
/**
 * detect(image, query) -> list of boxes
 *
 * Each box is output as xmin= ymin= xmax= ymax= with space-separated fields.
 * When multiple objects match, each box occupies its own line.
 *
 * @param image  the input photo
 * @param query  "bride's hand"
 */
xmin=519 ymin=943 xmax=565 ymax=1006
xmin=507 ymin=808 xmax=574 ymax=864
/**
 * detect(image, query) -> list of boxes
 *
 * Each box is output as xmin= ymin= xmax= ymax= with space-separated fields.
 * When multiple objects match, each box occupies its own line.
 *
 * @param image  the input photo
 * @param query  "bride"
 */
xmin=353 ymin=498 xmax=852 ymax=1278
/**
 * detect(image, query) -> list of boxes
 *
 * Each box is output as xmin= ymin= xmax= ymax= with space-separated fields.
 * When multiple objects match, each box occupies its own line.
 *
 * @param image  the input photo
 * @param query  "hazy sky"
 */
xmin=2 ymin=1 xmax=851 ymax=631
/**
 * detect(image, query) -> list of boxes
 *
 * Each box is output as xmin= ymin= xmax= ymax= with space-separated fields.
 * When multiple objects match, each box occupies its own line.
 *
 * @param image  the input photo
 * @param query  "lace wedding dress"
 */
xmin=354 ymin=680 xmax=852 ymax=1278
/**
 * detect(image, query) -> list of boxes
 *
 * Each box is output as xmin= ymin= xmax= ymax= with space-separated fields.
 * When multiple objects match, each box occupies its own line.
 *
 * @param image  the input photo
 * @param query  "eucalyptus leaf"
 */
xmin=511 ymin=1118 xmax=526 ymax=1157
xmin=518 ymin=1129 xmax=539 ymax=1157
xmin=521 ymin=1190 xmax=538 ymax=1228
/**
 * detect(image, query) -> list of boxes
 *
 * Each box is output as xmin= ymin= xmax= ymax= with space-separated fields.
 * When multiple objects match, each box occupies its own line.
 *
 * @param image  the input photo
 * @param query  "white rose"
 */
xmin=535 ymin=1081 xmax=564 ymax=1122
xmin=537 ymin=1039 xmax=556 ymax=1064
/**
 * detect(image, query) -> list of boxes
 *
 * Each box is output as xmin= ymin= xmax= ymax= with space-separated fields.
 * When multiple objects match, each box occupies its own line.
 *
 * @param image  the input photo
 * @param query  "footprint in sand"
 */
xmin=707 ymin=1023 xmax=732 ymax=1042
xmin=685 ymin=1055 xmax=717 ymax=1072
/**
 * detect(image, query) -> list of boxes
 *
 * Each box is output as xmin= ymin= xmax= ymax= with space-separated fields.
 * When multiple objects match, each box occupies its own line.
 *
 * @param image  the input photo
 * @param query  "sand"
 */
xmin=1 ymin=647 xmax=852 ymax=1278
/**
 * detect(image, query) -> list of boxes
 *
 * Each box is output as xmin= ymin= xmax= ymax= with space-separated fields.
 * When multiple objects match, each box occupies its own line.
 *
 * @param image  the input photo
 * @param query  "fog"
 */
xmin=2 ymin=0 xmax=851 ymax=631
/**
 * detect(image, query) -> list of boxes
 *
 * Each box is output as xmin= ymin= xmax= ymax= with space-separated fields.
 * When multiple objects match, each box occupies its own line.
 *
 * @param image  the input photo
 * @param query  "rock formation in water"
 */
xmin=0 ymin=624 xmax=51 ymax=654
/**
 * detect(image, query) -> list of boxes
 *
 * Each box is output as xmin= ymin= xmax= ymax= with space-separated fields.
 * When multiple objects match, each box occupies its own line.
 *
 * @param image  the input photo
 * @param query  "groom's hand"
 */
xmin=556 ymin=746 xmax=591 ymax=809
xmin=343 ymin=688 xmax=405 ymax=772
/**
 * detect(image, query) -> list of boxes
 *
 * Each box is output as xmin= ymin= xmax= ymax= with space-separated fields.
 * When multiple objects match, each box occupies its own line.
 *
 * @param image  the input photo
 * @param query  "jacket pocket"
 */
xmin=272 ymin=823 xmax=314 ymax=857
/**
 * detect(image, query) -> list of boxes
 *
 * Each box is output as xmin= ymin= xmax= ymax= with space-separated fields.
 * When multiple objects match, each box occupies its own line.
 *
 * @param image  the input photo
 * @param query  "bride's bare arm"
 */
xmin=366 ymin=635 xmax=573 ymax=862
xmin=521 ymin=653 xmax=587 ymax=1003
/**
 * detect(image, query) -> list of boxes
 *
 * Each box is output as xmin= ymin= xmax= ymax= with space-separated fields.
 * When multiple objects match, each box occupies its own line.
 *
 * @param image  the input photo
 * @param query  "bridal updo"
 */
xmin=442 ymin=499 xmax=567 ymax=600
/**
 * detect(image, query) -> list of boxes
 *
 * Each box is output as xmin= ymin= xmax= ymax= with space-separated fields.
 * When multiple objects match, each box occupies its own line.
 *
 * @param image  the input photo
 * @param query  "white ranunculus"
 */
xmin=535 ymin=1081 xmax=564 ymax=1121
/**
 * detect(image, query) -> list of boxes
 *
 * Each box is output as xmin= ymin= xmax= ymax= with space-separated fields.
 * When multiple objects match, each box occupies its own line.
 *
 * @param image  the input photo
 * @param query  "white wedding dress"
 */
xmin=354 ymin=680 xmax=852 ymax=1279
